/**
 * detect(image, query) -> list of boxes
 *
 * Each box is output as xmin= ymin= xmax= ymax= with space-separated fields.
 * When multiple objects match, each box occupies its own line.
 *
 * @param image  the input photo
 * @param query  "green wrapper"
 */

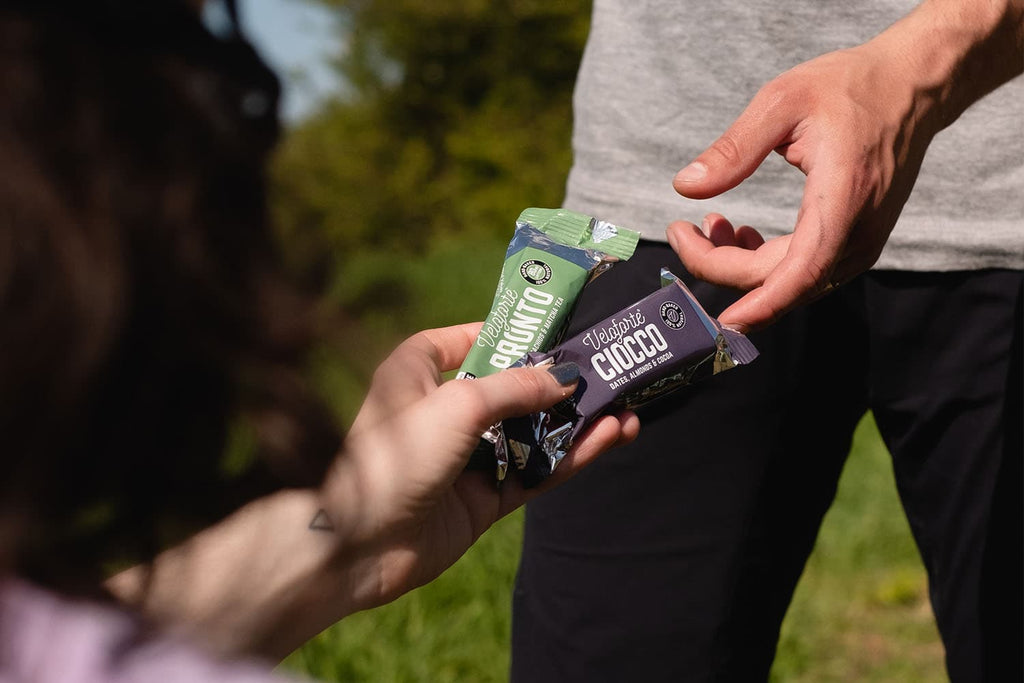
xmin=457 ymin=208 xmax=640 ymax=380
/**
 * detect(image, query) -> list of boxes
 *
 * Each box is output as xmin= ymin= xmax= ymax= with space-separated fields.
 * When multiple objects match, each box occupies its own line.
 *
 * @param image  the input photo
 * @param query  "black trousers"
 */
xmin=511 ymin=242 xmax=1022 ymax=683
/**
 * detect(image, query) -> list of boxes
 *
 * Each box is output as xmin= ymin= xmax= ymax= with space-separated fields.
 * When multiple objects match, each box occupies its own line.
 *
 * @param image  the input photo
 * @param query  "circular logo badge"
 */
xmin=520 ymin=259 xmax=552 ymax=285
xmin=660 ymin=301 xmax=686 ymax=329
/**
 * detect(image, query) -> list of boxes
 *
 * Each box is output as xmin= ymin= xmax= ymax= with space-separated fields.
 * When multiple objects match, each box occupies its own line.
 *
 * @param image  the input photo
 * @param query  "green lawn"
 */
xmin=283 ymin=239 xmax=946 ymax=682
xmin=769 ymin=412 xmax=946 ymax=682
xmin=282 ymin=414 xmax=944 ymax=682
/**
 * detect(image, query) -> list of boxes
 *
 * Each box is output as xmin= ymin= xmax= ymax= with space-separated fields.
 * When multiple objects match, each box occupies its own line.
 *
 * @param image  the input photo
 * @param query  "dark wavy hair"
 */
xmin=0 ymin=0 xmax=340 ymax=593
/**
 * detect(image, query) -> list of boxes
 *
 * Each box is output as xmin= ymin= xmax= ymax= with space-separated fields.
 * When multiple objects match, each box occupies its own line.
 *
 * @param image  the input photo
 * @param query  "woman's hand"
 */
xmin=108 ymin=323 xmax=637 ymax=660
xmin=324 ymin=322 xmax=639 ymax=609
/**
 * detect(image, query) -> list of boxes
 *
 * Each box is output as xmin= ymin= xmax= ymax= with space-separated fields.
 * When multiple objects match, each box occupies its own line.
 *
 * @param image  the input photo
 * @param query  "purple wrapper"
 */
xmin=498 ymin=268 xmax=759 ymax=488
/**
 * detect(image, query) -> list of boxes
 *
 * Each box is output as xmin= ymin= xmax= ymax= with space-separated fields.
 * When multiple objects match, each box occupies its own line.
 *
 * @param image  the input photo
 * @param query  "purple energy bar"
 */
xmin=498 ymin=268 xmax=759 ymax=488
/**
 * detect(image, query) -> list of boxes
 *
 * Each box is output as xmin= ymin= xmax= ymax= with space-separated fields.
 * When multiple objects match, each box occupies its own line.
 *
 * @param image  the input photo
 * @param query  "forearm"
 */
xmin=106 ymin=488 xmax=375 ymax=661
xmin=871 ymin=0 xmax=1023 ymax=133
xmin=103 ymin=324 xmax=608 ymax=664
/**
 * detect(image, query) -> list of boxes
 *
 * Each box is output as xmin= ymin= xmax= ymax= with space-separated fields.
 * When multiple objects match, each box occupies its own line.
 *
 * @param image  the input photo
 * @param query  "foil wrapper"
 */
xmin=498 ymin=268 xmax=759 ymax=488
xmin=457 ymin=208 xmax=639 ymax=480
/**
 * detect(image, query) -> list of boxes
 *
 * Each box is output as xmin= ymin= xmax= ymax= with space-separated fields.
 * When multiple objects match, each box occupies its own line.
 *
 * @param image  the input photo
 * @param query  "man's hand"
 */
xmin=667 ymin=0 xmax=1023 ymax=332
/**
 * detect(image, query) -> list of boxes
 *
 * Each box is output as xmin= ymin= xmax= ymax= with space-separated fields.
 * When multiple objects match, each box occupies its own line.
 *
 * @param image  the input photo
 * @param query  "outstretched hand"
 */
xmin=323 ymin=322 xmax=639 ymax=608
xmin=666 ymin=0 xmax=1023 ymax=332
xmin=107 ymin=323 xmax=637 ymax=659
xmin=667 ymin=43 xmax=934 ymax=332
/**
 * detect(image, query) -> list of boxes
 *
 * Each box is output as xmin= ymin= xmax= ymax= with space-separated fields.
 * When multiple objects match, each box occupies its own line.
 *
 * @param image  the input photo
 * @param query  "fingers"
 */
xmin=667 ymin=216 xmax=787 ymax=291
xmin=706 ymin=215 xmax=765 ymax=250
xmin=390 ymin=322 xmax=484 ymax=374
xmin=716 ymin=167 xmax=853 ymax=330
xmin=350 ymin=362 xmax=584 ymax=502
xmin=441 ymin=361 xmax=582 ymax=437
xmin=352 ymin=323 xmax=483 ymax=434
xmin=484 ymin=410 xmax=641 ymax=520
xmin=559 ymin=411 xmax=640 ymax=474
xmin=673 ymin=85 xmax=799 ymax=200
xmin=669 ymin=157 xmax=856 ymax=333
xmin=357 ymin=323 xmax=579 ymax=450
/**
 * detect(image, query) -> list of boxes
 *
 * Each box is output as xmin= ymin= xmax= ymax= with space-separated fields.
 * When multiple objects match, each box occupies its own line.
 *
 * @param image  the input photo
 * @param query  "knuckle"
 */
xmin=373 ymin=349 xmax=411 ymax=384
xmin=761 ymin=300 xmax=787 ymax=327
xmin=370 ymin=351 xmax=401 ymax=383
xmin=438 ymin=380 xmax=490 ymax=424
xmin=506 ymin=367 xmax=549 ymax=401
xmin=683 ymin=255 xmax=710 ymax=281
xmin=804 ymin=257 xmax=831 ymax=287
xmin=756 ymin=78 xmax=791 ymax=111
xmin=709 ymin=132 xmax=745 ymax=167
xmin=753 ymin=286 xmax=790 ymax=327
xmin=801 ymin=262 xmax=833 ymax=294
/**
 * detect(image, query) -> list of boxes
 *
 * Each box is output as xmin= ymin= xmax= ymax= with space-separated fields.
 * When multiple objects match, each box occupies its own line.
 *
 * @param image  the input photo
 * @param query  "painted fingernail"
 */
xmin=547 ymin=362 xmax=580 ymax=386
xmin=675 ymin=161 xmax=707 ymax=184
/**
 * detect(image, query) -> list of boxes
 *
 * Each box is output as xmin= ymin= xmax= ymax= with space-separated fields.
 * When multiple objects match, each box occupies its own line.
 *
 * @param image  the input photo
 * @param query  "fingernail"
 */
xmin=700 ymin=216 xmax=711 ymax=237
xmin=675 ymin=161 xmax=707 ymax=184
xmin=721 ymin=322 xmax=749 ymax=335
xmin=666 ymin=224 xmax=679 ymax=250
xmin=547 ymin=362 xmax=580 ymax=386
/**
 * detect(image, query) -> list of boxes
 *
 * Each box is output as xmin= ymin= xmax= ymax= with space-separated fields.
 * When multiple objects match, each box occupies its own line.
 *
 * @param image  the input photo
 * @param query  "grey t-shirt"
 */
xmin=564 ymin=0 xmax=1024 ymax=271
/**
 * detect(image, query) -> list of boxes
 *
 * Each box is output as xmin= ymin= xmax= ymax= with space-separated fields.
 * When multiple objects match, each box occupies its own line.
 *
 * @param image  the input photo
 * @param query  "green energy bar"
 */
xmin=457 ymin=208 xmax=640 ymax=380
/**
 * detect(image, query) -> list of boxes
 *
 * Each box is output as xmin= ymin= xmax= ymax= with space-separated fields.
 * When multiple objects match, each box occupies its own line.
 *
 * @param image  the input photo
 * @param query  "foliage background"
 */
xmin=265 ymin=1 xmax=946 ymax=679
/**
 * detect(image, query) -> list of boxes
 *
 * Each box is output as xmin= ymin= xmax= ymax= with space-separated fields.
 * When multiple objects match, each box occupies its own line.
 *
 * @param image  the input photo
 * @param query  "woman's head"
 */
xmin=0 ymin=0 xmax=339 ymax=592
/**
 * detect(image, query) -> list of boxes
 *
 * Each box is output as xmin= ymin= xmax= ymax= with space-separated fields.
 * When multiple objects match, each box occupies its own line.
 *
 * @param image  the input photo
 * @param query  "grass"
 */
xmin=282 ymin=239 xmax=947 ymax=682
xmin=283 ymin=512 xmax=523 ymax=682
xmin=769 ymin=412 xmax=946 ymax=682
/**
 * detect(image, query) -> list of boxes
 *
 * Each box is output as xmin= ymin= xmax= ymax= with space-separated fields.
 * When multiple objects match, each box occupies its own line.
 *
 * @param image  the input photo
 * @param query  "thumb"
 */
xmin=460 ymin=362 xmax=581 ymax=434
xmin=673 ymin=91 xmax=798 ymax=200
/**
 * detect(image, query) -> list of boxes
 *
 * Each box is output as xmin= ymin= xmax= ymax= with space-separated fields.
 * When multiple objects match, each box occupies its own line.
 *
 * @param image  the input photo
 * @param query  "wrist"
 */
xmin=870 ymin=0 xmax=1024 ymax=133
xmin=108 ymin=488 xmax=362 ymax=660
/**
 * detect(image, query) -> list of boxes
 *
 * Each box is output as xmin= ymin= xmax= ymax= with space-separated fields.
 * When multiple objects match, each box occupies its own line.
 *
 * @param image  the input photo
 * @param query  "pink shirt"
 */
xmin=0 ymin=579 xmax=307 ymax=683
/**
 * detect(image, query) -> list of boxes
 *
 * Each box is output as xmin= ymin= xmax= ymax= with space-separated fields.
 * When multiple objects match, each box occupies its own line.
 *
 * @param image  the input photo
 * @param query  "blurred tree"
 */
xmin=269 ymin=0 xmax=591 ymax=270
